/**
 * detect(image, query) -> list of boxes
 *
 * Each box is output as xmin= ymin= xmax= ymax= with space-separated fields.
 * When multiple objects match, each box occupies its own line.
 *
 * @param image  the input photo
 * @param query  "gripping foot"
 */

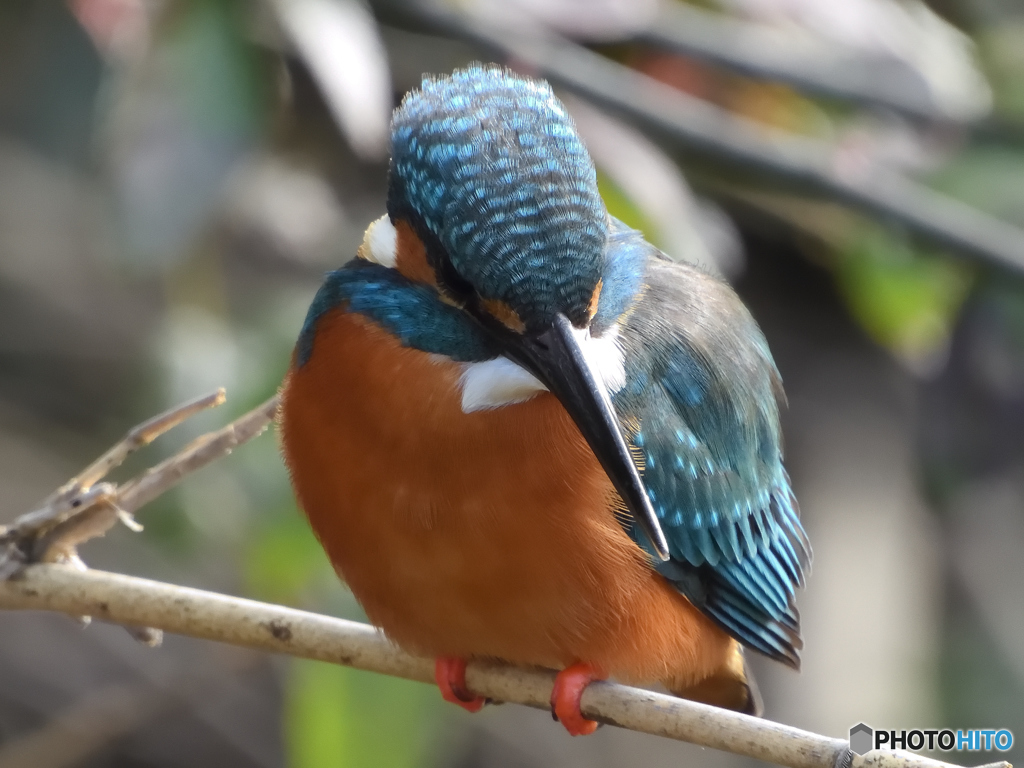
xmin=435 ymin=657 xmax=486 ymax=713
xmin=550 ymin=662 xmax=603 ymax=736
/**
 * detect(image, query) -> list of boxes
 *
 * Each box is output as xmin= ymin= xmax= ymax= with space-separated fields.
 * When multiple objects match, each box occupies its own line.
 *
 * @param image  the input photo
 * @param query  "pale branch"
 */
xmin=68 ymin=389 xmax=228 ymax=498
xmin=116 ymin=394 xmax=281 ymax=515
xmin=0 ymin=393 xmax=280 ymax=579
xmin=0 ymin=565 xmax=1009 ymax=768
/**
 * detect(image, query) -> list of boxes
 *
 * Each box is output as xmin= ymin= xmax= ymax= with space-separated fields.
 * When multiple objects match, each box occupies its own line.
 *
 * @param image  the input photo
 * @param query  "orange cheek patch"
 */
xmin=482 ymin=298 xmax=526 ymax=333
xmin=588 ymin=279 xmax=603 ymax=320
xmin=394 ymin=220 xmax=438 ymax=286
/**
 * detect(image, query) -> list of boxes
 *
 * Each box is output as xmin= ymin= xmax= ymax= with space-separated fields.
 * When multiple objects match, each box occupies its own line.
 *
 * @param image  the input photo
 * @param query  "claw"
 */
xmin=550 ymin=662 xmax=603 ymax=736
xmin=434 ymin=657 xmax=486 ymax=713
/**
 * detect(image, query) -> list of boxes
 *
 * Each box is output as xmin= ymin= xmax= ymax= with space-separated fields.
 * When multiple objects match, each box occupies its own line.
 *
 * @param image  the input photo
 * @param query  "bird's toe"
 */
xmin=435 ymin=657 xmax=486 ymax=713
xmin=550 ymin=662 xmax=603 ymax=736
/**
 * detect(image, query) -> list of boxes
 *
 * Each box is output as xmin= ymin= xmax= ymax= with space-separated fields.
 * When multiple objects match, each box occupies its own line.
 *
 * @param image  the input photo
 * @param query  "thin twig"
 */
xmin=117 ymin=395 xmax=280 ymax=514
xmin=33 ymin=389 xmax=226 ymax=516
xmin=72 ymin=389 xmax=228 ymax=495
xmin=376 ymin=1 xmax=1024 ymax=277
xmin=0 ymin=565 xmax=1009 ymax=768
xmin=0 ymin=394 xmax=279 ymax=579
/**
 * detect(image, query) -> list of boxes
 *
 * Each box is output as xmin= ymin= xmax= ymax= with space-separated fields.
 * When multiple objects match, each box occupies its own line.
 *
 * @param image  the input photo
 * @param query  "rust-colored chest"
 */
xmin=279 ymin=308 xmax=727 ymax=682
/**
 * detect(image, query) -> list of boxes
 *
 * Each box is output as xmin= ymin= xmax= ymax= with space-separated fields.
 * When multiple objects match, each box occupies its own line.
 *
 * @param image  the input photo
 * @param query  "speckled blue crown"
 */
xmin=387 ymin=65 xmax=607 ymax=329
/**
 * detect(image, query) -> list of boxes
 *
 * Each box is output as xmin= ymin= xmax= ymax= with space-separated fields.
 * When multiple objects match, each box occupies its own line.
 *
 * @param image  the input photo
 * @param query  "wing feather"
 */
xmin=605 ymin=228 xmax=811 ymax=668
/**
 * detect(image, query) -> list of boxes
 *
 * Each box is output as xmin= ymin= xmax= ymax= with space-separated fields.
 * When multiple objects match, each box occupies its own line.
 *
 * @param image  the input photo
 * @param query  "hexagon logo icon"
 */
xmin=850 ymin=723 xmax=873 ymax=755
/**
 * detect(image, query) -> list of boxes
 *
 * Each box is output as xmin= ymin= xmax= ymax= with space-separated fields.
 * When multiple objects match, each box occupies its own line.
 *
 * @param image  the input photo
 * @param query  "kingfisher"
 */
xmin=279 ymin=65 xmax=809 ymax=735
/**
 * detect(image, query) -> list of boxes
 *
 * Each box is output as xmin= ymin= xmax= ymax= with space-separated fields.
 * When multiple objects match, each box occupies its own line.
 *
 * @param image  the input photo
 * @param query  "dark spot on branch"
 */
xmin=98 ymin=602 xmax=109 ymax=613
xmin=266 ymin=619 xmax=293 ymax=642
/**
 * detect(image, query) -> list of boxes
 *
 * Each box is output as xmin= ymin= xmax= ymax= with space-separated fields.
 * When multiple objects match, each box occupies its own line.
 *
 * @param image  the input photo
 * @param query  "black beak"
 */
xmin=495 ymin=313 xmax=670 ymax=561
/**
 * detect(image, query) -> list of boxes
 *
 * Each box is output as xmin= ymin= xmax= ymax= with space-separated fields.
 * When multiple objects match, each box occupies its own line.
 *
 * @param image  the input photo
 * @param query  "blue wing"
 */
xmin=603 ymin=225 xmax=810 ymax=668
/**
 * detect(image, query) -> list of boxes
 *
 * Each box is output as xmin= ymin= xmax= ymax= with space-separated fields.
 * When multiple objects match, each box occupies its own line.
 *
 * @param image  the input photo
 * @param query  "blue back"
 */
xmin=388 ymin=65 xmax=606 ymax=330
xmin=607 ymin=224 xmax=809 ymax=667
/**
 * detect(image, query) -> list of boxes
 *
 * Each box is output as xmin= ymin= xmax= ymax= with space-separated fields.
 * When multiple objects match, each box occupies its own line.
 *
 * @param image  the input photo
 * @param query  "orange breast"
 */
xmin=279 ymin=307 xmax=731 ymax=687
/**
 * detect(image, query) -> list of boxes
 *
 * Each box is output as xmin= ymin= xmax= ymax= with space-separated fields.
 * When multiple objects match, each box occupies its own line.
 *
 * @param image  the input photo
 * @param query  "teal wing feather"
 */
xmin=606 ymin=231 xmax=810 ymax=667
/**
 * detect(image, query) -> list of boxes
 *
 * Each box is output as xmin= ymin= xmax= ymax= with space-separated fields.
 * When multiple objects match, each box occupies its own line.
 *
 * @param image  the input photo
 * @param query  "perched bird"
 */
xmin=280 ymin=65 xmax=809 ymax=735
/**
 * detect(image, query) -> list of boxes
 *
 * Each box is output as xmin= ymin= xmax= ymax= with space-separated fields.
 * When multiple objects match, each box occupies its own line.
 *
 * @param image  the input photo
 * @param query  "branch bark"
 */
xmin=0 ymin=565 xmax=1008 ymax=768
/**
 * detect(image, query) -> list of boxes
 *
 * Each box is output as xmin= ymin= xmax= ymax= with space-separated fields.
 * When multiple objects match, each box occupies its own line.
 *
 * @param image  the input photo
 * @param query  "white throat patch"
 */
xmin=459 ymin=326 xmax=626 ymax=413
xmin=359 ymin=214 xmax=398 ymax=268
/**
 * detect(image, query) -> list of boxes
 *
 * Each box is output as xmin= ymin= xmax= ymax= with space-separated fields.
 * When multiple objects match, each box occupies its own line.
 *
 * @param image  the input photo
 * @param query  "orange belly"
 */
xmin=279 ymin=308 xmax=731 ymax=688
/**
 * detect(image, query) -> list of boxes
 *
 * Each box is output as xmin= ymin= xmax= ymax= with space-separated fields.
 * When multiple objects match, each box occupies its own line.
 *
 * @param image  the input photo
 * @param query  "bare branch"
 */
xmin=117 ymin=394 xmax=280 ymax=515
xmin=0 ymin=565 xmax=1007 ymax=768
xmin=0 ymin=393 xmax=280 ymax=580
xmin=71 ymin=389 xmax=227 ymax=495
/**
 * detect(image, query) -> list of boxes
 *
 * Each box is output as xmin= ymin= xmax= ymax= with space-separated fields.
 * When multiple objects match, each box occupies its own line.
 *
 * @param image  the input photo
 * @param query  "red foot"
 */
xmin=435 ymin=657 xmax=486 ymax=713
xmin=551 ymin=662 xmax=604 ymax=736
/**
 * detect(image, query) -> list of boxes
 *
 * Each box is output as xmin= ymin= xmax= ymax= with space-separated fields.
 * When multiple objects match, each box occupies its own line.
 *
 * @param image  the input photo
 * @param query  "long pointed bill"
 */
xmin=500 ymin=313 xmax=670 ymax=561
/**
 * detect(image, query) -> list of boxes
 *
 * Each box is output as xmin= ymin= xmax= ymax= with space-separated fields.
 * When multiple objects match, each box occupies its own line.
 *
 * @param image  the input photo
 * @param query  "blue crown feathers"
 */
xmin=387 ymin=65 xmax=607 ymax=330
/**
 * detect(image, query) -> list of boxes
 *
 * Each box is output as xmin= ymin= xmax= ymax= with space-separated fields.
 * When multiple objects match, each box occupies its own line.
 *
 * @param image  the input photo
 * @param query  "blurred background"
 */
xmin=1 ymin=0 xmax=1023 ymax=766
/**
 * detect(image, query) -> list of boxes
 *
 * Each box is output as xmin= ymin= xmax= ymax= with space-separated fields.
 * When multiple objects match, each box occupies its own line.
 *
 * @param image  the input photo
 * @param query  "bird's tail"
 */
xmin=666 ymin=642 xmax=763 ymax=716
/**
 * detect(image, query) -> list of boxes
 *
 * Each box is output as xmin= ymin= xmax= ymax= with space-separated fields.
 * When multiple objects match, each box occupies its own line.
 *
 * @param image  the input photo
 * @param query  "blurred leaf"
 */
xmin=111 ymin=0 xmax=273 ymax=267
xmin=244 ymin=510 xmax=331 ymax=604
xmin=287 ymin=660 xmax=438 ymax=768
xmin=167 ymin=0 xmax=272 ymax=137
xmin=269 ymin=0 xmax=391 ymax=160
xmin=724 ymin=80 xmax=834 ymax=139
xmin=979 ymin=22 xmax=1024 ymax=122
xmin=835 ymin=226 xmax=973 ymax=373
xmin=596 ymin=170 xmax=658 ymax=243
xmin=927 ymin=146 xmax=1024 ymax=227
xmin=0 ymin=1 xmax=103 ymax=167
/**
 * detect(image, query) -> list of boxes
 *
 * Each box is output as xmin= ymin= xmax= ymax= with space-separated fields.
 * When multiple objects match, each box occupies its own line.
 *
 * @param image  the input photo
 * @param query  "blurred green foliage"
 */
xmin=164 ymin=0 xmax=272 ymax=138
xmin=244 ymin=512 xmax=329 ymax=605
xmin=834 ymin=228 xmax=973 ymax=370
xmin=287 ymin=661 xmax=439 ymax=768
xmin=928 ymin=147 xmax=1024 ymax=225
xmin=596 ymin=171 xmax=659 ymax=245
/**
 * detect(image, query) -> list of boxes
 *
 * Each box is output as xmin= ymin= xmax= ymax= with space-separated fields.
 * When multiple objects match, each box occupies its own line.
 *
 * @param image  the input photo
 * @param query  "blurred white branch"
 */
xmin=269 ymin=0 xmax=392 ymax=160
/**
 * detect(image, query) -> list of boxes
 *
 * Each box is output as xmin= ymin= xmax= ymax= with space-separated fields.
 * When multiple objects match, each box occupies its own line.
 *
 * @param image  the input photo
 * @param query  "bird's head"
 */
xmin=386 ymin=64 xmax=606 ymax=332
xmin=363 ymin=65 xmax=668 ymax=559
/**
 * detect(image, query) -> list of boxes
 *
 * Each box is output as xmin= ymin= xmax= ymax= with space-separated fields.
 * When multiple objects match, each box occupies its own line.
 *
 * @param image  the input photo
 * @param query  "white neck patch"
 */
xmin=359 ymin=214 xmax=398 ymax=268
xmin=459 ymin=326 xmax=626 ymax=413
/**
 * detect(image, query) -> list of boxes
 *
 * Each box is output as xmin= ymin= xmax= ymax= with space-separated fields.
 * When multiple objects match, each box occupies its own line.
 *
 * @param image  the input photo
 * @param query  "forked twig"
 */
xmin=0 ymin=392 xmax=278 ymax=575
xmin=0 ymin=392 xmax=281 ymax=638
